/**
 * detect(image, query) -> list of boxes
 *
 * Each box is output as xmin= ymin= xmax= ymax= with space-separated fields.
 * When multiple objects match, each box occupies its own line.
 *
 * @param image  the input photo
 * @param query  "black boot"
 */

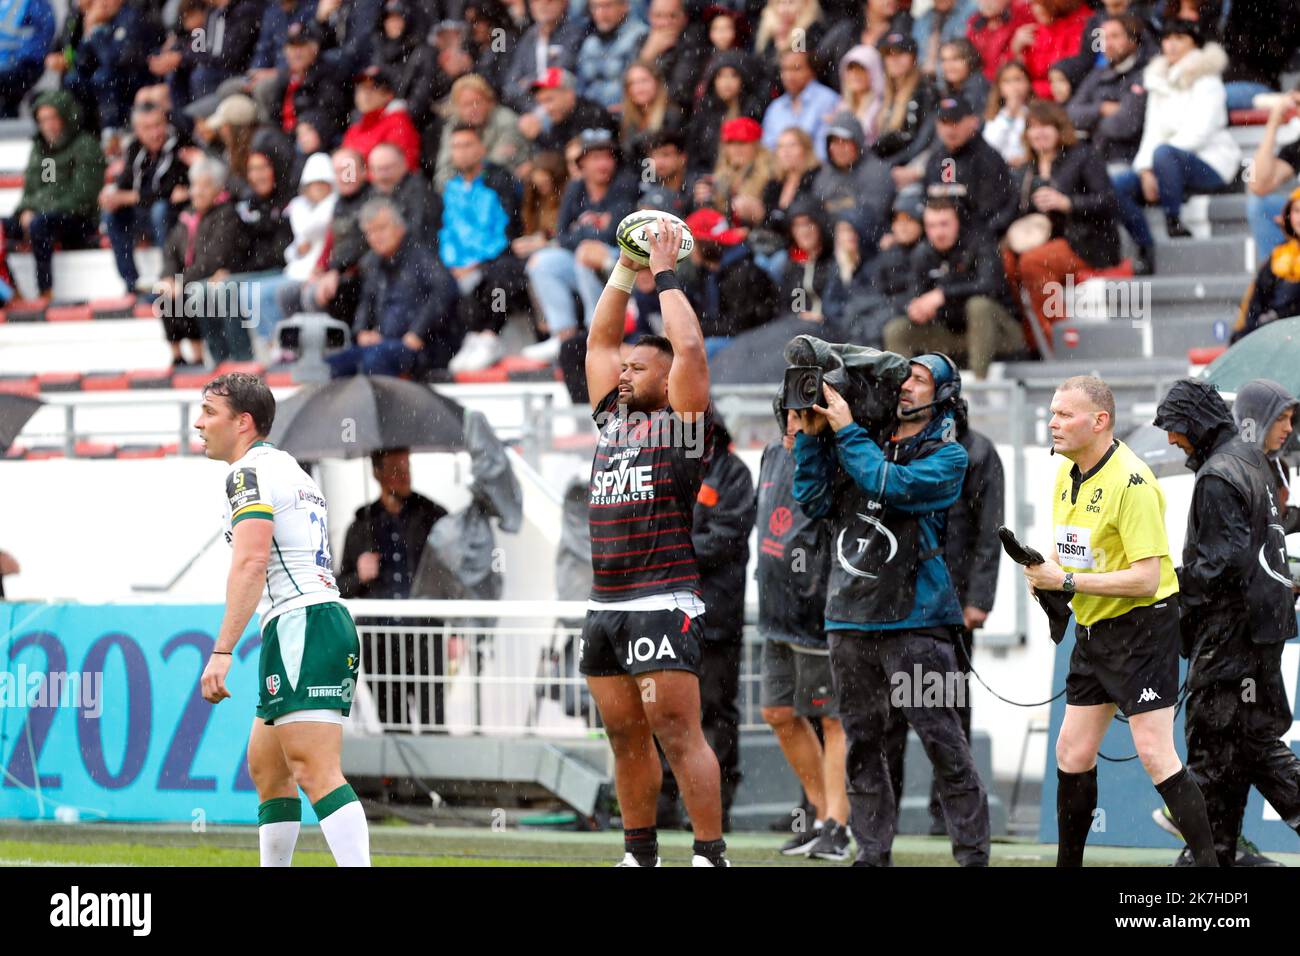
xmin=1133 ymin=245 xmax=1156 ymax=276
xmin=1165 ymin=214 xmax=1193 ymax=239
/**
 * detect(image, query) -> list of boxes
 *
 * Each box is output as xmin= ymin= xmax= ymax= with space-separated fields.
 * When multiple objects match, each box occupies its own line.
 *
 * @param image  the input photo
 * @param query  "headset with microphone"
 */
xmin=901 ymin=352 xmax=962 ymax=417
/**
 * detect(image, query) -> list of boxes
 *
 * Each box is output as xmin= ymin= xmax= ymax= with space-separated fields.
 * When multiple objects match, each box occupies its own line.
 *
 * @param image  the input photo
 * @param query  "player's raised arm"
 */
xmin=585 ymin=250 xmax=643 ymax=409
xmin=650 ymin=219 xmax=709 ymax=415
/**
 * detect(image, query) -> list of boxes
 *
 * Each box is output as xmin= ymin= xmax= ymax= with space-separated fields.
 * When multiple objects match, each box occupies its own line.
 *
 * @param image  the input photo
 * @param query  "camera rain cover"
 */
xmin=782 ymin=335 xmax=912 ymax=443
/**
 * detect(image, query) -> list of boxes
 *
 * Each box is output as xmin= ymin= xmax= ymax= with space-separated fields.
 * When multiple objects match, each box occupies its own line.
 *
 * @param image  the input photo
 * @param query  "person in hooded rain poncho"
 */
xmin=1153 ymin=378 xmax=1300 ymax=866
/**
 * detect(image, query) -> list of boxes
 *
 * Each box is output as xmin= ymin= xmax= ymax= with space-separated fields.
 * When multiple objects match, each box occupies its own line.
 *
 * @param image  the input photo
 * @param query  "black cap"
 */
xmin=284 ymin=20 xmax=324 ymax=45
xmin=383 ymin=0 xmax=410 ymax=17
xmin=356 ymin=64 xmax=398 ymax=91
xmin=892 ymin=185 xmax=925 ymax=221
xmin=1160 ymin=17 xmax=1204 ymax=46
xmin=879 ymin=32 xmax=918 ymax=56
xmin=936 ymin=96 xmax=975 ymax=122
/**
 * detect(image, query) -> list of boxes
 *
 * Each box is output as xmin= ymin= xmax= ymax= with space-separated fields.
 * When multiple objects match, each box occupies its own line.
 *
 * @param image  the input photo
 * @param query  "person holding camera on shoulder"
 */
xmin=791 ymin=351 xmax=990 ymax=867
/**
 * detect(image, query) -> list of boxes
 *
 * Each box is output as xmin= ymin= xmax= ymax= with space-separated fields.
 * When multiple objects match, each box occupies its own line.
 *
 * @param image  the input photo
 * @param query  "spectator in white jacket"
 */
xmin=249 ymin=151 xmax=337 ymax=354
xmin=982 ymin=60 xmax=1031 ymax=167
xmin=1109 ymin=19 xmax=1240 ymax=274
xmin=285 ymin=153 xmax=338 ymax=282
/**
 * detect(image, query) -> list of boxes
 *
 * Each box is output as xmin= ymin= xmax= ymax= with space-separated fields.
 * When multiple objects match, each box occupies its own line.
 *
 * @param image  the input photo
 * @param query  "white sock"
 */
xmin=259 ymin=821 xmax=301 ymax=867
xmin=317 ymin=799 xmax=371 ymax=867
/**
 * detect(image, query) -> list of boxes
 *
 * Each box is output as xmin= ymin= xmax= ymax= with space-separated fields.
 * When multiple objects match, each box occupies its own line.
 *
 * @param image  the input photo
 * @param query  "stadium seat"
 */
xmin=453 ymin=366 xmax=511 ymax=384
xmin=81 ymin=372 xmax=131 ymax=391
xmin=213 ymin=361 xmax=266 ymax=378
xmin=1229 ymin=107 xmax=1296 ymax=126
xmin=45 ymin=304 xmax=92 ymax=323
xmin=73 ymin=440 xmax=117 ymax=458
xmin=4 ymin=301 xmax=46 ymax=322
xmin=133 ymin=300 xmax=157 ymax=319
xmin=115 ymin=444 xmax=167 ymax=459
xmin=126 ymin=369 xmax=175 ymax=389
xmin=1188 ymin=346 xmax=1227 ymax=365
xmin=23 ymin=447 xmax=65 ymax=460
xmin=90 ymin=296 xmax=137 ymax=320
xmin=36 ymin=371 xmax=82 ymax=392
xmin=0 ymin=375 xmax=37 ymax=396
xmin=171 ymin=368 xmax=218 ymax=389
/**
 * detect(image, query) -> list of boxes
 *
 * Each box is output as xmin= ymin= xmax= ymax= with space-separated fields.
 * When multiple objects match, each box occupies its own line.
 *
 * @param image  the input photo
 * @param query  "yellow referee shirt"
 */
xmin=1051 ymin=439 xmax=1178 ymax=627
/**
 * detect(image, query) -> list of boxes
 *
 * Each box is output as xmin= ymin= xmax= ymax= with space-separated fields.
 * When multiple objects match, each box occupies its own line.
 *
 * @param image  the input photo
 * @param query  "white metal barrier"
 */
xmin=343 ymin=599 xmax=766 ymax=737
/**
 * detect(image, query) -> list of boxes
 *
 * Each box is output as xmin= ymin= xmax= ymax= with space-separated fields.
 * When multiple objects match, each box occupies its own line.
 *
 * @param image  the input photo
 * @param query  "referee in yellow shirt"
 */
xmin=1024 ymin=376 xmax=1219 ymax=867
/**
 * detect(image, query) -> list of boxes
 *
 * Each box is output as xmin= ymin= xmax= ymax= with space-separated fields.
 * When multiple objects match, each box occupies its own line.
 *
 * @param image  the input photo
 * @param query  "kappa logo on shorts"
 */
xmin=1137 ymin=687 xmax=1161 ymax=703
xmin=266 ymin=674 xmax=281 ymax=695
xmin=623 ymin=634 xmax=680 ymax=666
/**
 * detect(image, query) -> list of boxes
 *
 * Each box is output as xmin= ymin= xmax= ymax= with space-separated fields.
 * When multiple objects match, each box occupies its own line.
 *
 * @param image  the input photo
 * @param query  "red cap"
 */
xmin=720 ymin=116 xmax=762 ymax=143
xmin=685 ymin=208 xmax=745 ymax=246
xmin=531 ymin=67 xmax=573 ymax=91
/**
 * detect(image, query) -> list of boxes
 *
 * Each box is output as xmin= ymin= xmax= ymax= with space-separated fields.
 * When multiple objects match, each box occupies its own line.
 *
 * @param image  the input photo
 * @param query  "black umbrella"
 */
xmin=0 ymin=393 xmax=42 ymax=452
xmin=267 ymin=375 xmax=466 ymax=459
xmin=709 ymin=316 xmax=829 ymax=386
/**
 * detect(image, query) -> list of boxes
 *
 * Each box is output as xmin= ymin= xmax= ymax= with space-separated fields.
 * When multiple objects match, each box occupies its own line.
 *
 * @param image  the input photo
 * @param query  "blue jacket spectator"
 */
xmin=56 ymin=0 xmax=157 ymax=132
xmin=0 ymin=0 xmax=54 ymax=117
xmin=442 ymin=127 xmax=532 ymax=373
xmin=250 ymin=0 xmax=316 ymax=71
xmin=574 ymin=0 xmax=648 ymax=110
xmin=440 ymin=162 xmax=522 ymax=270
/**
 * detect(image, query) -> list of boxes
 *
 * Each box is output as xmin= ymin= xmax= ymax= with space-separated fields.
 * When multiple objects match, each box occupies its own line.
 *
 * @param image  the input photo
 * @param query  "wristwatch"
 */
xmin=1062 ymin=572 xmax=1076 ymax=593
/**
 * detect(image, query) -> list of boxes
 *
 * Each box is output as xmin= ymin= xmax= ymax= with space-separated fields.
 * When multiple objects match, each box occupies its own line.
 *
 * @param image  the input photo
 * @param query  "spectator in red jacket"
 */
xmin=342 ymin=65 xmax=421 ymax=173
xmin=1014 ymin=0 xmax=1091 ymax=99
xmin=967 ymin=0 xmax=1034 ymax=82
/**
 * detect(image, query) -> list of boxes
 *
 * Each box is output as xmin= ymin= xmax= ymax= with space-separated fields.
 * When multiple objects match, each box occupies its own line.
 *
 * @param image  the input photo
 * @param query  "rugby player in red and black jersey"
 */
xmin=581 ymin=217 xmax=728 ymax=867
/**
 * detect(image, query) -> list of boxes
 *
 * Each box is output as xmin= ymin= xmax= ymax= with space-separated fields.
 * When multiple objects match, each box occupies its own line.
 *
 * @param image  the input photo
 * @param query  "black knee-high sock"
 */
xmin=1057 ymin=766 xmax=1098 ymax=867
xmin=624 ymin=827 xmax=658 ymax=866
xmin=1156 ymin=767 xmax=1219 ymax=867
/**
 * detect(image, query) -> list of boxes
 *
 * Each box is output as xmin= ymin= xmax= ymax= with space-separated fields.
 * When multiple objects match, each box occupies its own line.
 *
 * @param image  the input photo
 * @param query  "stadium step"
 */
xmin=3 ymin=247 xmax=161 ymax=303
xmin=1051 ymin=315 xmax=1227 ymax=362
xmin=1152 ymin=235 xmax=1255 ymax=276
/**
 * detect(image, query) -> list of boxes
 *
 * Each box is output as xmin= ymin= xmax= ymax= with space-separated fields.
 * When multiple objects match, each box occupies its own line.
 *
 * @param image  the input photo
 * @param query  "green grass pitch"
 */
xmin=5 ymin=821 xmax=1289 ymax=867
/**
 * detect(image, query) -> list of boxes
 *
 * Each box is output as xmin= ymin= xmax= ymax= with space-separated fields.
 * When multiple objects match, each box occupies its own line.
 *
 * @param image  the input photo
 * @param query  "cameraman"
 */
xmin=792 ymin=353 xmax=991 ymax=867
xmin=1155 ymin=378 xmax=1300 ymax=867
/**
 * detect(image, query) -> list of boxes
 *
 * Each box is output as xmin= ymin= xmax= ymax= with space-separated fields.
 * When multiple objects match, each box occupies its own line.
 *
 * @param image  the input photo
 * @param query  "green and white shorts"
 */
xmin=257 ymin=601 xmax=361 ymax=725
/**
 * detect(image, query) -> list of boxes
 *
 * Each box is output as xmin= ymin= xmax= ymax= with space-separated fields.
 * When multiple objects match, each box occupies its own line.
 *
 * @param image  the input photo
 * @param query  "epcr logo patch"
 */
xmin=266 ymin=674 xmax=281 ymax=695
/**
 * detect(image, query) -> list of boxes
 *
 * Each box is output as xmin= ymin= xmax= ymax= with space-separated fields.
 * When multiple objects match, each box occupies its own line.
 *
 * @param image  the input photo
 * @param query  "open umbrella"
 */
xmin=709 ymin=316 xmax=829 ymax=386
xmin=0 ymin=393 xmax=42 ymax=452
xmin=267 ymin=374 xmax=466 ymax=458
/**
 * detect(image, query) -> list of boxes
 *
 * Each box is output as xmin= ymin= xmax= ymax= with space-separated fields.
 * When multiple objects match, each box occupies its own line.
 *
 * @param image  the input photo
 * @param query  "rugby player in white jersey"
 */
xmin=197 ymin=373 xmax=370 ymax=867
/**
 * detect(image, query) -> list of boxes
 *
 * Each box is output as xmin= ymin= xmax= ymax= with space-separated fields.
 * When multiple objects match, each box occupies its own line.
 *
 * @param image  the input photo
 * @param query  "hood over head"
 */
xmin=1232 ymin=378 xmax=1299 ymax=454
xmin=1153 ymin=378 xmax=1236 ymax=470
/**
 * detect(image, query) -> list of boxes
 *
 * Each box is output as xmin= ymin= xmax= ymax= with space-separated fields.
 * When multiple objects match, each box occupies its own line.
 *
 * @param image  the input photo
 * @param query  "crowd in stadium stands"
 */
xmin=0 ymin=0 xmax=1297 ymax=376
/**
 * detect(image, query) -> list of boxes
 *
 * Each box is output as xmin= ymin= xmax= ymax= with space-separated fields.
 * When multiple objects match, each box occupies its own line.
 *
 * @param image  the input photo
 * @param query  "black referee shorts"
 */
xmin=1066 ymin=597 xmax=1181 ymax=716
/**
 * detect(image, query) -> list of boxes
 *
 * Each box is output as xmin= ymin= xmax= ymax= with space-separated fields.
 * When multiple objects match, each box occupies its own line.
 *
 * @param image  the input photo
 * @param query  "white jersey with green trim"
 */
xmin=222 ymin=440 xmax=340 ymax=627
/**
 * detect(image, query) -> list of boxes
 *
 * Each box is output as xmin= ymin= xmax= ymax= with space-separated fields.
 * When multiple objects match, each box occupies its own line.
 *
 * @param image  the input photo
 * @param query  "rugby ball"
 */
xmin=616 ymin=210 xmax=694 ymax=265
